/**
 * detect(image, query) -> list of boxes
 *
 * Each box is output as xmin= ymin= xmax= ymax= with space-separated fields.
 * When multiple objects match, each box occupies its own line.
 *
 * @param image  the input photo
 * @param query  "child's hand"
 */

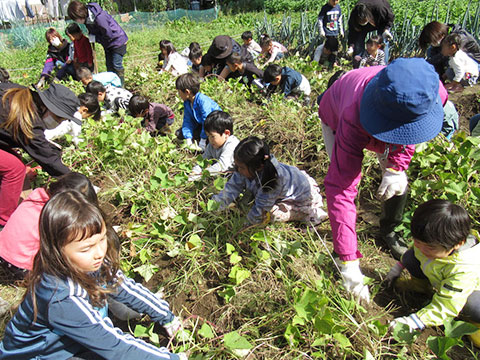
xmin=383 ymin=261 xmax=404 ymax=287
xmin=389 ymin=314 xmax=425 ymax=333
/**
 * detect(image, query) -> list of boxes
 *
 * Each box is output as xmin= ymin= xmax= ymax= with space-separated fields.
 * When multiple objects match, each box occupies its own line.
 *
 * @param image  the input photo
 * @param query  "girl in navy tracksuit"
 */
xmin=0 ymin=190 xmax=187 ymax=360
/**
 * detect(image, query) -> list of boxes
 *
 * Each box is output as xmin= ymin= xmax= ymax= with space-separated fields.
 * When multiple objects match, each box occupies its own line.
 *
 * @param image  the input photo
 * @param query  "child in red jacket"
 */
xmin=66 ymin=22 xmax=94 ymax=72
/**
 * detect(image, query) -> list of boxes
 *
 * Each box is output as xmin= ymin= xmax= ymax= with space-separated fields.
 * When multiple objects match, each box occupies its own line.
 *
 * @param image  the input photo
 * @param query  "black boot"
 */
xmin=380 ymin=192 xmax=409 ymax=260
xmin=114 ymin=68 xmax=125 ymax=87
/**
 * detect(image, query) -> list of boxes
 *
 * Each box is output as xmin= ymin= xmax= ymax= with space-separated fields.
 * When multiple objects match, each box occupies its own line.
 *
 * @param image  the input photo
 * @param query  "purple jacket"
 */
xmin=318 ymin=66 xmax=448 ymax=261
xmin=86 ymin=3 xmax=128 ymax=50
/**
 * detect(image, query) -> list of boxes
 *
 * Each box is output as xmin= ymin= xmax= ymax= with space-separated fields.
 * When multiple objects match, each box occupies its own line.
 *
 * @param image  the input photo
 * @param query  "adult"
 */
xmin=419 ymin=21 xmax=480 ymax=78
xmin=318 ymin=58 xmax=448 ymax=302
xmin=206 ymin=35 xmax=253 ymax=79
xmin=347 ymin=0 xmax=394 ymax=68
xmin=0 ymin=83 xmax=78 ymax=227
xmin=67 ymin=1 xmax=128 ymax=85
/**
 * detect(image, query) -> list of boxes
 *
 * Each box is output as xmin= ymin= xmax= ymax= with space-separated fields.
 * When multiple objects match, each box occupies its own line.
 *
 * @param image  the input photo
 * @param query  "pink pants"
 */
xmin=0 ymin=149 xmax=25 ymax=226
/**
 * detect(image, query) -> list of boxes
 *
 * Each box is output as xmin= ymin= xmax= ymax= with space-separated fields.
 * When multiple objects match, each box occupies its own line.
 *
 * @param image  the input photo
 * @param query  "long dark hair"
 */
xmin=26 ymin=190 xmax=119 ymax=320
xmin=234 ymin=136 xmax=278 ymax=192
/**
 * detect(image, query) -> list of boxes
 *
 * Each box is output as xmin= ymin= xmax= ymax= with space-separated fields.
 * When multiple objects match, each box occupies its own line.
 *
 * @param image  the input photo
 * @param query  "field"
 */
xmin=1 ymin=3 xmax=480 ymax=359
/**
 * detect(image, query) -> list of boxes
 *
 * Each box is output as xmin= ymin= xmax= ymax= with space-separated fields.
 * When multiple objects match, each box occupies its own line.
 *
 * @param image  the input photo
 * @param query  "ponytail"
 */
xmin=234 ymin=136 xmax=278 ymax=192
xmin=1 ymin=87 xmax=37 ymax=142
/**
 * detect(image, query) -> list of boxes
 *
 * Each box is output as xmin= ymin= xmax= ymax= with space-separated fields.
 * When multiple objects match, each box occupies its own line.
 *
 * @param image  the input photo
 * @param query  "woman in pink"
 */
xmin=317 ymin=58 xmax=448 ymax=302
xmin=0 ymin=172 xmax=97 ymax=277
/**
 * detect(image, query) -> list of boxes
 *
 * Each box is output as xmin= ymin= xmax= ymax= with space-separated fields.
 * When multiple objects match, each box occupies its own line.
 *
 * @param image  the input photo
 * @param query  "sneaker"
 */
xmin=383 ymin=232 xmax=409 ymax=260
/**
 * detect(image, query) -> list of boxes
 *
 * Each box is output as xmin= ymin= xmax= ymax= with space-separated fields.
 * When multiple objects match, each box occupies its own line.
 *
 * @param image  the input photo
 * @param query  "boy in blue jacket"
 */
xmin=68 ymin=1 xmax=128 ymax=85
xmin=264 ymin=64 xmax=311 ymax=102
xmin=175 ymin=73 xmax=221 ymax=151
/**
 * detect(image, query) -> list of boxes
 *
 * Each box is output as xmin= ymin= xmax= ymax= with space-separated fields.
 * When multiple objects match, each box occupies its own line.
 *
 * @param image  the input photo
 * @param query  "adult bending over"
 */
xmin=317 ymin=58 xmax=447 ymax=302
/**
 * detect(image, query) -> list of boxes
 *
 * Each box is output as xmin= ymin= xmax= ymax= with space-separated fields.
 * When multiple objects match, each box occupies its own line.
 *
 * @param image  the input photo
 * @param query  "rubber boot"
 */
xmin=114 ymin=68 xmax=125 ymax=87
xmin=380 ymin=192 xmax=409 ymax=260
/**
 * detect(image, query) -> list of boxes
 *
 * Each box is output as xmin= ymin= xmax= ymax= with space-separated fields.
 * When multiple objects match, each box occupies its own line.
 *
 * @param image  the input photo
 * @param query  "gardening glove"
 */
xmin=389 ymin=314 xmax=425 ymax=332
xmin=347 ymin=46 xmax=354 ymax=56
xmin=185 ymin=138 xmax=202 ymax=152
xmin=334 ymin=259 xmax=370 ymax=303
xmin=164 ymin=316 xmax=182 ymax=338
xmin=199 ymin=138 xmax=207 ymax=151
xmin=36 ymin=77 xmax=46 ymax=89
xmin=178 ymin=353 xmax=189 ymax=360
xmin=382 ymin=29 xmax=393 ymax=41
xmin=383 ymin=261 xmax=404 ymax=287
xmin=188 ymin=165 xmax=202 ymax=182
xmin=377 ymin=168 xmax=408 ymax=201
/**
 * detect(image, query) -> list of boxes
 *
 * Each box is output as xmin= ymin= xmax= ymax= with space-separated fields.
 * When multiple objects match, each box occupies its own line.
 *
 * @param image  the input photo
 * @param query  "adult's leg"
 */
xmin=0 ymin=149 xmax=25 ymax=226
xmin=352 ymin=30 xmax=368 ymax=68
xmin=104 ymin=48 xmax=114 ymax=73
xmin=111 ymin=44 xmax=127 ymax=86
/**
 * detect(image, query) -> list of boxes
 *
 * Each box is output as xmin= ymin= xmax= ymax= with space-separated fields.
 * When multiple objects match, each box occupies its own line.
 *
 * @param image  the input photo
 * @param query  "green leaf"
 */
xmin=443 ymin=319 xmax=478 ymax=338
xmin=284 ymin=324 xmax=301 ymax=347
xmin=229 ymin=252 xmax=242 ymax=265
xmin=133 ymin=263 xmax=159 ymax=282
xmin=333 ymin=332 xmax=351 ymax=348
xmin=207 ymin=199 xmax=219 ymax=211
xmin=198 ymin=323 xmax=215 ymax=339
xmin=186 ymin=234 xmax=202 ymax=250
xmin=427 ymin=336 xmax=460 ymax=360
xmin=226 ymin=243 xmax=235 ymax=255
xmin=223 ymin=331 xmax=252 ymax=350
xmin=392 ymin=323 xmax=418 ymax=344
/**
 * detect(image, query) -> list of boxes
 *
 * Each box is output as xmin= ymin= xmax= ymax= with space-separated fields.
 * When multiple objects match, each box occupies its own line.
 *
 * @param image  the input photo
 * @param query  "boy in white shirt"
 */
xmin=441 ymin=33 xmax=479 ymax=93
xmin=241 ymin=31 xmax=262 ymax=58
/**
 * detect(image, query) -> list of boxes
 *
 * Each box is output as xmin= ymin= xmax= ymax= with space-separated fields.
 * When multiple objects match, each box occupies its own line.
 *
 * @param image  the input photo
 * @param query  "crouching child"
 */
xmin=129 ymin=95 xmax=175 ymax=136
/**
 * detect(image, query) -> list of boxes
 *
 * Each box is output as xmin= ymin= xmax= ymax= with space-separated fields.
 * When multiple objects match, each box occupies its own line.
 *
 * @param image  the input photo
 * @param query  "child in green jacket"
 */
xmin=385 ymin=199 xmax=480 ymax=345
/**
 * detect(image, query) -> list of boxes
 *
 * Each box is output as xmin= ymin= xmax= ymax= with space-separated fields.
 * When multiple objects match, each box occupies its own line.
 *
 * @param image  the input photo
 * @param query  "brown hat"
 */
xmin=208 ymin=35 xmax=233 ymax=59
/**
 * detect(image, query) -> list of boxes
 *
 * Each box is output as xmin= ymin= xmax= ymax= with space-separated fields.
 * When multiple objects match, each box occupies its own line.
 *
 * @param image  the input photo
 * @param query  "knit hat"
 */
xmin=37 ymin=83 xmax=80 ymax=124
xmin=208 ymin=35 xmax=233 ymax=59
xmin=360 ymin=58 xmax=444 ymax=145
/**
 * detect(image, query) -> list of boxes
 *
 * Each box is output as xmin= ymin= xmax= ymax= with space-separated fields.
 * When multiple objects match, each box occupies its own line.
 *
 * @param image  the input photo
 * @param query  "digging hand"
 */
xmin=335 ymin=258 xmax=370 ymax=303
xmin=389 ymin=314 xmax=425 ymax=332
xmin=383 ymin=261 xmax=404 ymax=287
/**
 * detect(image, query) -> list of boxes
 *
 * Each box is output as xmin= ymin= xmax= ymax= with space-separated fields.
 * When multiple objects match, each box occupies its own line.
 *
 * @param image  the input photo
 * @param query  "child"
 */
xmin=199 ymin=53 xmax=216 ymax=77
xmin=386 ymin=199 xmax=480 ymax=346
xmin=65 ymin=22 xmax=93 ymax=71
xmin=317 ymin=0 xmax=344 ymax=40
xmin=259 ymin=34 xmax=288 ymax=66
xmin=159 ymin=40 xmax=189 ymax=77
xmin=313 ymin=37 xmax=339 ymax=68
xmin=441 ymin=33 xmax=479 ymax=93
xmin=44 ymin=93 xmax=101 ymax=146
xmin=175 ymin=73 xmax=221 ymax=151
xmin=68 ymin=0 xmax=128 ymax=85
xmin=357 ymin=35 xmax=386 ymax=67
xmin=213 ymin=136 xmax=327 ymax=225
xmin=225 ymin=52 xmax=264 ymax=87
xmin=263 ymin=64 xmax=311 ymax=101
xmin=188 ymin=42 xmax=203 ymax=73
xmin=0 ymin=172 xmax=97 ymax=278
xmin=0 ymin=67 xmax=10 ymax=82
xmin=0 ymin=190 xmax=187 ymax=359
xmin=77 ymin=66 xmax=122 ymax=87
xmin=129 ymin=95 xmax=175 ymax=136
xmin=241 ymin=30 xmax=262 ymax=58
xmin=37 ymin=28 xmax=75 ymax=88
xmin=189 ymin=111 xmax=240 ymax=180
xmin=86 ymin=80 xmax=132 ymax=114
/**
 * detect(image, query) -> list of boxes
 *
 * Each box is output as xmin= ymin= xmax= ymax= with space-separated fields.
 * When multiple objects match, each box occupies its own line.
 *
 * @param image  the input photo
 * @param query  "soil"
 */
xmin=448 ymin=84 xmax=480 ymax=133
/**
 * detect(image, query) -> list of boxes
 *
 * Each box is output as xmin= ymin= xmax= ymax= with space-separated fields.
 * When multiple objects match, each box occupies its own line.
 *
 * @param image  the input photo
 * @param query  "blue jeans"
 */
xmin=104 ymin=44 xmax=127 ymax=73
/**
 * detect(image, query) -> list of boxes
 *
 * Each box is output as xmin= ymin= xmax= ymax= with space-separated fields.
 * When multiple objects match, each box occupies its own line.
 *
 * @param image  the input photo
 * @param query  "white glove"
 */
xmin=36 ymin=77 xmax=46 ymax=89
xmin=377 ymin=168 xmax=408 ymax=201
xmin=335 ymin=259 xmax=370 ymax=303
xmin=185 ymin=138 xmax=202 ymax=152
xmin=384 ymin=261 xmax=404 ymax=287
xmin=347 ymin=46 xmax=354 ymax=56
xmin=389 ymin=314 xmax=425 ymax=332
xmin=163 ymin=316 xmax=182 ymax=338
xmin=382 ymin=29 xmax=393 ymax=41
xmin=199 ymin=138 xmax=207 ymax=151
xmin=188 ymin=165 xmax=202 ymax=182
xmin=178 ymin=353 xmax=188 ymax=360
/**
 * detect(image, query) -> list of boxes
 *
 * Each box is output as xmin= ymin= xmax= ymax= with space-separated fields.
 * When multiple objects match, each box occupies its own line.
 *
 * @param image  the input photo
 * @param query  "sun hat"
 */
xmin=359 ymin=57 xmax=444 ymax=145
xmin=208 ymin=35 xmax=233 ymax=59
xmin=37 ymin=83 xmax=81 ymax=124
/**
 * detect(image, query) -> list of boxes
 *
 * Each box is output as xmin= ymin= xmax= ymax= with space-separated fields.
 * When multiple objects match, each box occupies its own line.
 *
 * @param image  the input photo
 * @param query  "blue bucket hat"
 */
xmin=359 ymin=58 xmax=444 ymax=145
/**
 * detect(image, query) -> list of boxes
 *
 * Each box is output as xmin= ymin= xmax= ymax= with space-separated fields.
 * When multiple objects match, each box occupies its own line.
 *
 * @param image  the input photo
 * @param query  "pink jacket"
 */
xmin=0 ymin=188 xmax=49 ymax=270
xmin=318 ymin=66 xmax=448 ymax=261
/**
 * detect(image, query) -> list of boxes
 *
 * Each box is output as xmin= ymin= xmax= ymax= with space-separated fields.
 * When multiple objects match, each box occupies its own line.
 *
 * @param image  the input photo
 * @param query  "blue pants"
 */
xmin=105 ymin=44 xmax=127 ymax=73
xmin=402 ymin=248 xmax=480 ymax=322
xmin=55 ymin=61 xmax=76 ymax=80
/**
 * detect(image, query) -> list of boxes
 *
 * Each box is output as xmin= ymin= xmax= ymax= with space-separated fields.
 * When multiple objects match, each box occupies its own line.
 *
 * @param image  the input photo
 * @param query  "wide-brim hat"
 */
xmin=360 ymin=58 xmax=444 ymax=145
xmin=37 ymin=83 xmax=80 ymax=124
xmin=208 ymin=35 xmax=233 ymax=59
